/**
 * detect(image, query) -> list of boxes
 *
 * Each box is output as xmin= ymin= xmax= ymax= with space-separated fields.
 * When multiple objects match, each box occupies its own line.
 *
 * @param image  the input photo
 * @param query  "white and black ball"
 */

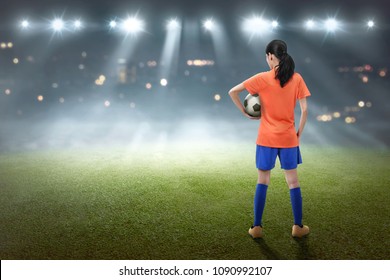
xmin=244 ymin=93 xmax=261 ymax=117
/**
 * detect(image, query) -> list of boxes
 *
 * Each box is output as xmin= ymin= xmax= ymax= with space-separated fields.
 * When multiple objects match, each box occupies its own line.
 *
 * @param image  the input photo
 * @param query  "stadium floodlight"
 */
xmin=325 ymin=18 xmax=338 ymax=32
xmin=203 ymin=19 xmax=215 ymax=30
xmin=167 ymin=19 xmax=180 ymax=30
xmin=271 ymin=20 xmax=278 ymax=28
xmin=305 ymin=19 xmax=315 ymax=29
xmin=367 ymin=20 xmax=375 ymax=28
xmin=109 ymin=20 xmax=117 ymax=29
xmin=243 ymin=17 xmax=269 ymax=35
xmin=51 ymin=18 xmax=65 ymax=32
xmin=21 ymin=20 xmax=30 ymax=29
xmin=73 ymin=20 xmax=82 ymax=29
xmin=122 ymin=17 xmax=144 ymax=34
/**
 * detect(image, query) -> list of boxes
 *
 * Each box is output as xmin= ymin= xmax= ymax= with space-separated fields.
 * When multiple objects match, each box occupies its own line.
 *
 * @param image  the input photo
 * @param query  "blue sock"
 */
xmin=253 ymin=184 xmax=268 ymax=227
xmin=289 ymin=187 xmax=303 ymax=226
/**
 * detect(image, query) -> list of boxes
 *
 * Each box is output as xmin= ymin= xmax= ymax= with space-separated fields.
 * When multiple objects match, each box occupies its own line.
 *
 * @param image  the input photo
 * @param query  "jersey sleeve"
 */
xmin=297 ymin=74 xmax=311 ymax=99
xmin=243 ymin=73 xmax=263 ymax=95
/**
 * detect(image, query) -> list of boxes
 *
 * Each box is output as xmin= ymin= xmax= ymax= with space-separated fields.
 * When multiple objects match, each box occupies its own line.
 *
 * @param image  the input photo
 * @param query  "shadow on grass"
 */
xmin=254 ymin=239 xmax=283 ymax=259
xmin=293 ymin=236 xmax=315 ymax=259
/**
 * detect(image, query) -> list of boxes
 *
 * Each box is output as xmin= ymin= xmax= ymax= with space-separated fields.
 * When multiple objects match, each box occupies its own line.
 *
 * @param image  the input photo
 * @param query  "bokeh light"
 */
xmin=160 ymin=78 xmax=168 ymax=86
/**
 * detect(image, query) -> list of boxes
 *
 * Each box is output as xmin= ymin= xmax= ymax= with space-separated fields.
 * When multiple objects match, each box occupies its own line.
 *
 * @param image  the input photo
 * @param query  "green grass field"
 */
xmin=0 ymin=142 xmax=389 ymax=260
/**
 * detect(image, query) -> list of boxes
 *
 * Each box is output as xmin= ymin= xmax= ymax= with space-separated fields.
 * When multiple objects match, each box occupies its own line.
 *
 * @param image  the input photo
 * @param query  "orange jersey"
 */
xmin=243 ymin=68 xmax=311 ymax=147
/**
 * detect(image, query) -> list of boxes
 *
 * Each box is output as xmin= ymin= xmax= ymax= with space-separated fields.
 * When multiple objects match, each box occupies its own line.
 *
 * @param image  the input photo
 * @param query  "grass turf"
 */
xmin=0 ymin=143 xmax=389 ymax=260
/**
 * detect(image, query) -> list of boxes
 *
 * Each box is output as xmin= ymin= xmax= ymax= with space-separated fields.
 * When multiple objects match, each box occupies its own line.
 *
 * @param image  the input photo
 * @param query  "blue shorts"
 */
xmin=256 ymin=145 xmax=302 ymax=170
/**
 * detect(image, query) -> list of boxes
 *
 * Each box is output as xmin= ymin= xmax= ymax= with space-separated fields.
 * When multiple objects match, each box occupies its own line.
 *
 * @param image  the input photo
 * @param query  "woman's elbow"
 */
xmin=228 ymin=89 xmax=235 ymax=97
xmin=229 ymin=83 xmax=245 ymax=96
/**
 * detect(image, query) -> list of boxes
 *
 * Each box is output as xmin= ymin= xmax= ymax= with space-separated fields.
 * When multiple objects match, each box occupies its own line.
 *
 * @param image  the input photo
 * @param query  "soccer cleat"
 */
xmin=292 ymin=225 xmax=310 ymax=238
xmin=248 ymin=226 xmax=263 ymax=239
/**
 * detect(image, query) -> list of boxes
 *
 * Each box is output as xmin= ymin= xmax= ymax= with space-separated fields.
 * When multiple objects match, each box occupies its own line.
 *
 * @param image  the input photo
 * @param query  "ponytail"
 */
xmin=265 ymin=40 xmax=295 ymax=87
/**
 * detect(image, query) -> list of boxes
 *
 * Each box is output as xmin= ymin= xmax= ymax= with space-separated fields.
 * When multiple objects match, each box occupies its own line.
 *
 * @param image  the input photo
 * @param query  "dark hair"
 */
xmin=265 ymin=39 xmax=295 ymax=87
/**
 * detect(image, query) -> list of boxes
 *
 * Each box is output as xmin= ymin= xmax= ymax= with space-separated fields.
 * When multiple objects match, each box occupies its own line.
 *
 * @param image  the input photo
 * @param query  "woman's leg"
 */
xmin=249 ymin=170 xmax=270 ymax=238
xmin=284 ymin=169 xmax=309 ymax=237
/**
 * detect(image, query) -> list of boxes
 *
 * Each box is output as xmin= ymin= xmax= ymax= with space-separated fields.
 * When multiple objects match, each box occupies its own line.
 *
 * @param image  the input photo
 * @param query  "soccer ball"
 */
xmin=244 ymin=93 xmax=261 ymax=117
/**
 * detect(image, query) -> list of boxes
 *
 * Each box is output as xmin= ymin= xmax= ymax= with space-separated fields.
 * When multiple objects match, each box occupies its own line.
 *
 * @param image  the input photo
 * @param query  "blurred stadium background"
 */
xmin=0 ymin=0 xmax=389 ymax=152
xmin=1 ymin=0 xmax=390 ymax=261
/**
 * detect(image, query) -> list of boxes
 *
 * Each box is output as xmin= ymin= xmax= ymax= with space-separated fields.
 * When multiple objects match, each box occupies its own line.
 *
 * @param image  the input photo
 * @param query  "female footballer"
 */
xmin=228 ymin=39 xmax=311 ymax=238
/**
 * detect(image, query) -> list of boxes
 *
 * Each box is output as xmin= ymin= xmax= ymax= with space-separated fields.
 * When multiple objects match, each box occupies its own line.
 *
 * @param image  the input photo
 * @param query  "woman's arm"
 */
xmin=297 ymin=97 xmax=308 ymax=138
xmin=228 ymin=83 xmax=260 ymax=120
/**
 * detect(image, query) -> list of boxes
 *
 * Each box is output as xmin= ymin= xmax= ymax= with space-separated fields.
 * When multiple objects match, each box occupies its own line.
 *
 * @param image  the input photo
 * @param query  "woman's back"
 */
xmin=244 ymin=68 xmax=310 ymax=147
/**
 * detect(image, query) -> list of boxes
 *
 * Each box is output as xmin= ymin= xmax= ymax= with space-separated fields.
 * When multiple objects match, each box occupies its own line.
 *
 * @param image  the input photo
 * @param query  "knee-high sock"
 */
xmin=289 ymin=187 xmax=302 ymax=226
xmin=253 ymin=184 xmax=268 ymax=226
